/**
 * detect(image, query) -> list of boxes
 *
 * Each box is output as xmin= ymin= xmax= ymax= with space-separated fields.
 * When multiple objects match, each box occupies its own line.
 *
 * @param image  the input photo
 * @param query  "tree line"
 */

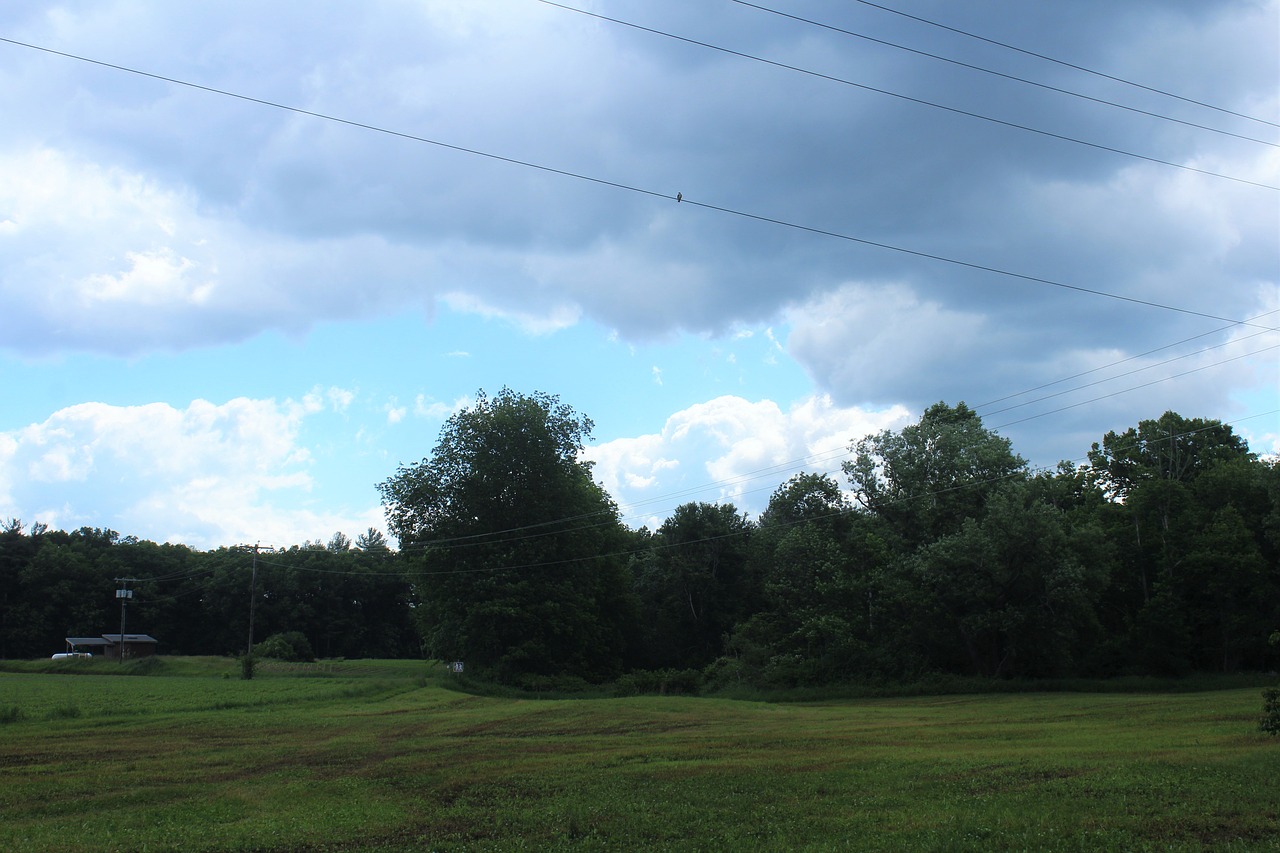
xmin=3 ymin=389 xmax=1278 ymax=688
xmin=0 ymin=526 xmax=417 ymax=661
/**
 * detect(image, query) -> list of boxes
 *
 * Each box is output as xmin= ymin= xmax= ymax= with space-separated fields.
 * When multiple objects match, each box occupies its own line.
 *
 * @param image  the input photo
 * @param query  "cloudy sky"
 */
xmin=1 ymin=0 xmax=1276 ymax=549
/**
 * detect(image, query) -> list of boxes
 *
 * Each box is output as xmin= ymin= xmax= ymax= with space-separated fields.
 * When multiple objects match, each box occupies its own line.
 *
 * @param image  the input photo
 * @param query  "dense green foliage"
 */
xmin=0 ymin=523 xmax=417 ymax=661
xmin=1 ymin=662 xmax=1276 ymax=850
xmin=378 ymin=389 xmax=636 ymax=683
xmin=3 ymin=397 xmax=1277 ymax=691
xmin=255 ymin=630 xmax=316 ymax=662
xmin=1263 ymin=687 xmax=1280 ymax=735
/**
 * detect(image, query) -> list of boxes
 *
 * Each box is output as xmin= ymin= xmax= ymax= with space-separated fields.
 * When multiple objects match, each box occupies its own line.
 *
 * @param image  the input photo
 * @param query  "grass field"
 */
xmin=1 ymin=658 xmax=1277 ymax=851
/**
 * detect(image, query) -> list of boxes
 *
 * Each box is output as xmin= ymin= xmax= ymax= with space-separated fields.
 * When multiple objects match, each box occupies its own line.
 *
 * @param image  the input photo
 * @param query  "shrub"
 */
xmin=613 ymin=668 xmax=702 ymax=697
xmin=1261 ymin=687 xmax=1280 ymax=736
xmin=255 ymin=631 xmax=316 ymax=662
xmin=240 ymin=654 xmax=256 ymax=681
xmin=516 ymin=673 xmax=593 ymax=695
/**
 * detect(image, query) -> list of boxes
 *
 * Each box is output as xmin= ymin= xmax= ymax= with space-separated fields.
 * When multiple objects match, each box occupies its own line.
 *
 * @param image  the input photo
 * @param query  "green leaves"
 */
xmin=379 ymin=389 xmax=631 ymax=682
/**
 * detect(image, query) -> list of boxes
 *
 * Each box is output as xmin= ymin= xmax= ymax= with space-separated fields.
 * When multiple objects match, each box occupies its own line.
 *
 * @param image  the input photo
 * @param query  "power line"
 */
xmin=97 ymin=405 xmax=1273 ymax=581
xmin=977 ymin=323 xmax=1280 ymax=418
xmin=728 ymin=0 xmax=1278 ymax=147
xmin=975 ymin=308 xmax=1280 ymax=409
xmin=990 ymin=348 xmax=1280 ymax=430
xmin=679 ymin=195 xmax=1280 ymax=330
xmin=534 ymin=1 xmax=1278 ymax=190
xmin=384 ymin=335 xmax=1280 ymax=558
xmin=844 ymin=0 xmax=1280 ymax=130
xmin=2 ymin=35 xmax=1273 ymax=552
xmin=346 ymin=412 xmax=1280 ymax=578
xmin=2 ymin=35 xmax=1275 ymax=331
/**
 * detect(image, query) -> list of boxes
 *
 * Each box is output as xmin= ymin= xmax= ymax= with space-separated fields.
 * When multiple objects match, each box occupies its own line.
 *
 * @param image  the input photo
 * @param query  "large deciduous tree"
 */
xmin=843 ymin=401 xmax=1027 ymax=548
xmin=378 ymin=389 xmax=634 ymax=683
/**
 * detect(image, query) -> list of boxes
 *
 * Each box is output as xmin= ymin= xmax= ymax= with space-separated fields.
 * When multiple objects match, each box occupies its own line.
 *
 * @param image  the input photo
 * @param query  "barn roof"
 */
xmin=100 ymin=634 xmax=158 ymax=644
xmin=66 ymin=637 xmax=111 ymax=647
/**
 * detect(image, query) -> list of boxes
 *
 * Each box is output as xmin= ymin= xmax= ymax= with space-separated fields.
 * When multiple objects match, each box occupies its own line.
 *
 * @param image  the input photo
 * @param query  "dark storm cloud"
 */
xmin=0 ymin=0 xmax=1274 ymax=450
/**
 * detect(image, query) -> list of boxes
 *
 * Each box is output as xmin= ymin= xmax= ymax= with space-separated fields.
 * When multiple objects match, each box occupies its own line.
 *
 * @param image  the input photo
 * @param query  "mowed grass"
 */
xmin=1 ymin=660 xmax=1277 ymax=851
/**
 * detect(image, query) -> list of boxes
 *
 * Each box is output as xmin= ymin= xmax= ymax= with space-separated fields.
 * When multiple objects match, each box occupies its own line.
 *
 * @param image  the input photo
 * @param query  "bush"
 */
xmin=516 ymin=673 xmax=593 ymax=695
xmin=613 ymin=668 xmax=703 ymax=697
xmin=254 ymin=631 xmax=315 ymax=663
xmin=1261 ymin=687 xmax=1280 ymax=736
xmin=240 ymin=654 xmax=256 ymax=681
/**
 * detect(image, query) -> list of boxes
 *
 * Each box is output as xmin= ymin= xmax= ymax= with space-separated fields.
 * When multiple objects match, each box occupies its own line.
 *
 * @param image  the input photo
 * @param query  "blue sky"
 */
xmin=1 ymin=0 xmax=1276 ymax=548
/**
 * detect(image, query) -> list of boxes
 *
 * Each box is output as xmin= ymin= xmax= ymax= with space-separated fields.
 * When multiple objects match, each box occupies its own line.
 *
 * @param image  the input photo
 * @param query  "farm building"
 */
xmin=65 ymin=634 xmax=159 ymax=661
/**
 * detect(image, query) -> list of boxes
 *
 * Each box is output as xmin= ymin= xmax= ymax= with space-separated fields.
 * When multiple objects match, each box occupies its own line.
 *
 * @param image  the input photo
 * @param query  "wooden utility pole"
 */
xmin=247 ymin=544 xmax=260 ymax=657
xmin=114 ymin=578 xmax=138 ymax=663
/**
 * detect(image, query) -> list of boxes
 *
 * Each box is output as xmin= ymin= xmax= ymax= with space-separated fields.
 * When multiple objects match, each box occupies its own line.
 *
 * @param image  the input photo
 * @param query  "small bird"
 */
xmin=676 ymin=192 xmax=682 ymax=202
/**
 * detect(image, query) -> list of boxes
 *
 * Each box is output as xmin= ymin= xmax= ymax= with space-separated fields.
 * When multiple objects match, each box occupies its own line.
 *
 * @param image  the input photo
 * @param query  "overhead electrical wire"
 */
xmin=238 ymin=410 xmax=1280 ymax=579
xmin=208 ymin=342 xmax=1280 ymax=566
xmin=1 ymin=35 xmax=1275 ymax=334
xmin=989 ymin=345 xmax=1280 ymax=430
xmin=533 ymin=1 xmax=1278 ymax=190
xmin=977 ymin=324 xmax=1280 ymax=418
xmin=843 ymin=0 xmax=1280 ymax=130
xmin=386 ymin=335 xmax=1280 ymax=559
xmin=728 ymin=0 xmax=1277 ymax=147
xmin=122 ymin=406 xmax=1274 ymax=582
xmin=975 ymin=308 xmax=1280 ymax=409
xmin=2 ymin=34 xmax=1273 ymax=566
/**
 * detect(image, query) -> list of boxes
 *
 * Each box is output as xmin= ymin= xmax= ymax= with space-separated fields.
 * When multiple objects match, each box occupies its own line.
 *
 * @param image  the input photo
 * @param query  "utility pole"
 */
xmin=114 ymin=578 xmax=138 ymax=663
xmin=247 ymin=543 xmax=260 ymax=658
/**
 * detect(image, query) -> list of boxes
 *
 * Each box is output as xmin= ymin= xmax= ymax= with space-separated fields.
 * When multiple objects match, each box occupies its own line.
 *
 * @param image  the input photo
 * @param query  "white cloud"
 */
xmin=81 ymin=249 xmax=210 ymax=306
xmin=583 ymin=394 xmax=909 ymax=528
xmin=413 ymin=394 xmax=471 ymax=421
xmin=0 ymin=147 xmax=443 ymax=355
xmin=440 ymin=291 xmax=581 ymax=336
xmin=0 ymin=396 xmax=380 ymax=549
xmin=784 ymin=282 xmax=991 ymax=405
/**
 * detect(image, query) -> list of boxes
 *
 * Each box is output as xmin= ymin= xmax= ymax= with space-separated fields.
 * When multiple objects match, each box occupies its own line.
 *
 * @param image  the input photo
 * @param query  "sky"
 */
xmin=0 ymin=0 xmax=1277 ymax=549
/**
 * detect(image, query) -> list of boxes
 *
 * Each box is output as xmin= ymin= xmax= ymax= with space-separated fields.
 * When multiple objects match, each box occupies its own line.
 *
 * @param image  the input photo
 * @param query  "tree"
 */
xmin=727 ymin=473 xmax=889 ymax=685
xmin=633 ymin=502 xmax=755 ymax=670
xmin=843 ymin=402 xmax=1026 ymax=548
xmin=378 ymin=389 xmax=634 ymax=683
xmin=906 ymin=482 xmax=1104 ymax=677
xmin=1087 ymin=412 xmax=1252 ymax=502
xmin=837 ymin=404 xmax=1111 ymax=678
xmin=355 ymin=528 xmax=390 ymax=552
xmin=1086 ymin=413 xmax=1274 ymax=673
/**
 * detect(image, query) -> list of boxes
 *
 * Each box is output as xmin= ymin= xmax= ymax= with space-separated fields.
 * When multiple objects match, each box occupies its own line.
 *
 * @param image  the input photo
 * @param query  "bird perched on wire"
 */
xmin=676 ymin=192 xmax=682 ymax=202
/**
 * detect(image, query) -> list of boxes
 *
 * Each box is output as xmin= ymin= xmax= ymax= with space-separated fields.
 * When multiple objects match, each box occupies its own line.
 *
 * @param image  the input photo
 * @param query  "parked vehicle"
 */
xmin=51 ymin=652 xmax=92 ymax=660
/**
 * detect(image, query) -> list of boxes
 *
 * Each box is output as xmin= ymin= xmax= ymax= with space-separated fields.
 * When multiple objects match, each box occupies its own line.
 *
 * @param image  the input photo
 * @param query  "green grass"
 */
xmin=0 ymin=659 xmax=1276 ymax=851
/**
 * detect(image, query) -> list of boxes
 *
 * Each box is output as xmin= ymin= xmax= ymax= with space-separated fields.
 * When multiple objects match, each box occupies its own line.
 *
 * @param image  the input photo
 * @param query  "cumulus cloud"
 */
xmin=0 ymin=147 xmax=443 ymax=354
xmin=582 ymin=394 xmax=910 ymax=528
xmin=0 ymin=0 xmax=1274 ymax=537
xmin=784 ymin=282 xmax=992 ymax=406
xmin=0 ymin=0 xmax=1274 ymax=362
xmin=0 ymin=396 xmax=381 ymax=549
